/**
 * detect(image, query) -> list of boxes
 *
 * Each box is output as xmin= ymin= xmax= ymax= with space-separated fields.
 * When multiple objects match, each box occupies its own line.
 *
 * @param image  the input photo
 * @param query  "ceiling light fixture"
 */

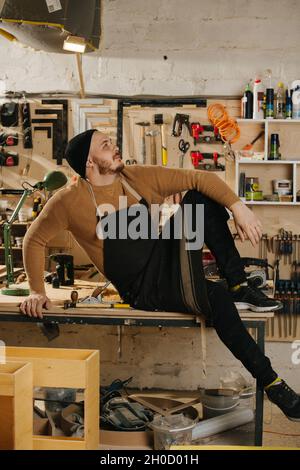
xmin=63 ymin=35 xmax=86 ymax=53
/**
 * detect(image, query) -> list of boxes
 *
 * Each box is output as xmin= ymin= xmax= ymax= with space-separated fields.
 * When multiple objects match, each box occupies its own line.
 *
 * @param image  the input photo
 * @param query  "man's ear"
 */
xmin=86 ymin=157 xmax=94 ymax=169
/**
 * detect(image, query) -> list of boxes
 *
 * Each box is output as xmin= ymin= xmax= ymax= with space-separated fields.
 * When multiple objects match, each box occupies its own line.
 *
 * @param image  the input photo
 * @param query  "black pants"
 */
xmin=178 ymin=191 xmax=278 ymax=387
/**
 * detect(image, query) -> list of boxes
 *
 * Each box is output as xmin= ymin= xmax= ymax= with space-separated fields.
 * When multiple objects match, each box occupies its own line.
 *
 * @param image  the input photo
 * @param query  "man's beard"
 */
xmin=97 ymin=160 xmax=125 ymax=175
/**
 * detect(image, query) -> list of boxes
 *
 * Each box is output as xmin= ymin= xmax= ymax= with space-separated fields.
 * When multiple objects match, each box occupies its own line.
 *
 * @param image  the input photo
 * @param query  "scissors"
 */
xmin=125 ymin=158 xmax=137 ymax=165
xmin=178 ymin=139 xmax=190 ymax=168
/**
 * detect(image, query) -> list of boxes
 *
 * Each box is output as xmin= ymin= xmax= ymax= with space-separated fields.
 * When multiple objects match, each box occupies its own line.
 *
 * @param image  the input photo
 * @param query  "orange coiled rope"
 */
xmin=207 ymin=104 xmax=240 ymax=144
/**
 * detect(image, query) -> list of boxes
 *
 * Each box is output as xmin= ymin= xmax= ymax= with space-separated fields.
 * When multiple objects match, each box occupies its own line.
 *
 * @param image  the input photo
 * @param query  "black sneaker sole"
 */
xmin=234 ymin=301 xmax=283 ymax=312
xmin=266 ymin=398 xmax=300 ymax=421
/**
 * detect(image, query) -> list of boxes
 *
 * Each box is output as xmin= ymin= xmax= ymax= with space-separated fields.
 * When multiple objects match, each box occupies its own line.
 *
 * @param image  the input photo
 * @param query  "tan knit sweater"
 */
xmin=23 ymin=165 xmax=240 ymax=294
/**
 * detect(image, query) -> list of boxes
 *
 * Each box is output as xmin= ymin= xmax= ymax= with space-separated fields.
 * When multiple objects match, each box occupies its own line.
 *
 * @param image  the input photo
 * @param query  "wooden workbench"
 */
xmin=0 ymin=280 xmax=274 ymax=322
xmin=0 ymin=281 xmax=274 ymax=447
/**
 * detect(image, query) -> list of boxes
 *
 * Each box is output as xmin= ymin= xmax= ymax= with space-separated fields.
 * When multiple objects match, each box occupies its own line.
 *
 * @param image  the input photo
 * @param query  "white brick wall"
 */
xmin=0 ymin=0 xmax=299 ymax=95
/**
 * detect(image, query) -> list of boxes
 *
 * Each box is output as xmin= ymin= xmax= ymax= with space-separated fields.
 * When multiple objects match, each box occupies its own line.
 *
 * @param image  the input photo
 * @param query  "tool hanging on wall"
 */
xmin=0 ymin=132 xmax=18 ymax=146
xmin=145 ymin=129 xmax=159 ymax=165
xmin=172 ymin=113 xmax=191 ymax=137
xmin=268 ymin=256 xmax=300 ymax=340
xmin=0 ymin=148 xmax=19 ymax=166
xmin=31 ymin=196 xmax=43 ymax=219
xmin=190 ymin=151 xmax=225 ymax=171
xmin=32 ymin=100 xmax=69 ymax=165
xmin=41 ymin=99 xmax=69 ymax=153
xmin=0 ymin=102 xmax=19 ymax=127
xmin=21 ymin=102 xmax=33 ymax=149
xmin=272 ymin=228 xmax=295 ymax=265
xmin=190 ymin=122 xmax=221 ymax=145
xmin=207 ymin=104 xmax=240 ymax=144
xmin=178 ymin=139 xmax=190 ymax=168
xmin=135 ymin=121 xmax=150 ymax=164
xmin=154 ymin=114 xmax=168 ymax=166
xmin=125 ymin=158 xmax=137 ymax=165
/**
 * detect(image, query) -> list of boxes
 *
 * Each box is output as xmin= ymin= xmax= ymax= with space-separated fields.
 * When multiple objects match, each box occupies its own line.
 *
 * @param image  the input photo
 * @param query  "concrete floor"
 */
xmin=192 ymin=397 xmax=300 ymax=448
xmin=263 ymin=398 xmax=300 ymax=448
xmin=100 ymin=391 xmax=300 ymax=449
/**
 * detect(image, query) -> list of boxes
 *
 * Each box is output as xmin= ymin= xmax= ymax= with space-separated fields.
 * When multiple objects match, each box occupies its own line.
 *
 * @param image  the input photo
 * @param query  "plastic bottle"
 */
xmin=245 ymin=83 xmax=253 ymax=119
xmin=275 ymin=82 xmax=285 ymax=119
xmin=253 ymin=79 xmax=264 ymax=119
xmin=269 ymin=133 xmax=281 ymax=160
xmin=266 ymin=88 xmax=274 ymax=119
xmin=285 ymin=89 xmax=292 ymax=119
xmin=291 ymin=80 xmax=300 ymax=119
xmin=241 ymin=91 xmax=247 ymax=118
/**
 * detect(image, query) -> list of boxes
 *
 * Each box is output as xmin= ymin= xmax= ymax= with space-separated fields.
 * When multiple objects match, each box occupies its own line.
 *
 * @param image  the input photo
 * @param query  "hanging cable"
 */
xmin=207 ymin=103 xmax=240 ymax=144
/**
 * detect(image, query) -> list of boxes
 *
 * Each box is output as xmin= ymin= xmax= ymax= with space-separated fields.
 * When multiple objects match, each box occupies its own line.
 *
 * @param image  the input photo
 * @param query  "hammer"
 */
xmin=145 ymin=129 xmax=159 ymax=165
xmin=154 ymin=114 xmax=168 ymax=166
xmin=135 ymin=121 xmax=150 ymax=164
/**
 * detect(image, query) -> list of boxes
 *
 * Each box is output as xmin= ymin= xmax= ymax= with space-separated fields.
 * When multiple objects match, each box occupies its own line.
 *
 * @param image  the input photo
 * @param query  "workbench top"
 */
xmin=0 ymin=280 xmax=274 ymax=322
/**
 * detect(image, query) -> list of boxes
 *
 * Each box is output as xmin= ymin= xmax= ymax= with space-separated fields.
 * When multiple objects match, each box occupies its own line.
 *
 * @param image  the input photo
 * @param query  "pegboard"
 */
xmin=118 ymin=98 xmax=240 ymax=188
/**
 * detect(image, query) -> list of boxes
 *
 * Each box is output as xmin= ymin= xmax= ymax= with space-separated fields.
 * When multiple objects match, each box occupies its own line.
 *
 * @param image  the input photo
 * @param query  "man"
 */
xmin=21 ymin=130 xmax=300 ymax=421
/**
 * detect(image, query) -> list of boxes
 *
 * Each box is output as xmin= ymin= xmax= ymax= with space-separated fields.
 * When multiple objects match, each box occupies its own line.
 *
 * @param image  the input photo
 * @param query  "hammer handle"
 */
xmin=150 ymin=136 xmax=157 ymax=165
xmin=161 ymin=125 xmax=168 ymax=166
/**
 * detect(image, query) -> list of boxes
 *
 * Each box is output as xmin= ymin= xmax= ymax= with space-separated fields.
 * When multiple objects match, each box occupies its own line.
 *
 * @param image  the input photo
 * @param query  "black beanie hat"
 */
xmin=65 ymin=129 xmax=97 ymax=178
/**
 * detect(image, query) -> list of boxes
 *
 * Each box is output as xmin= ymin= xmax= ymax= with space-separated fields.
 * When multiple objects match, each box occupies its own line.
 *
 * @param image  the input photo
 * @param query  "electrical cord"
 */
xmin=264 ymin=430 xmax=300 ymax=437
xmin=207 ymin=103 xmax=240 ymax=144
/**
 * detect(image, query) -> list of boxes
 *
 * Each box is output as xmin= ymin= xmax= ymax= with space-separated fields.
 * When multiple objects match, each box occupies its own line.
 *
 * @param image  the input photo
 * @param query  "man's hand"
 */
xmin=19 ymin=293 xmax=52 ymax=319
xmin=230 ymin=200 xmax=263 ymax=247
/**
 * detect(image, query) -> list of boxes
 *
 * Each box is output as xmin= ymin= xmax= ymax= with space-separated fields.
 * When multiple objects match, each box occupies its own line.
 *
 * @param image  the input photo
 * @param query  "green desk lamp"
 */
xmin=1 ymin=171 xmax=68 ymax=296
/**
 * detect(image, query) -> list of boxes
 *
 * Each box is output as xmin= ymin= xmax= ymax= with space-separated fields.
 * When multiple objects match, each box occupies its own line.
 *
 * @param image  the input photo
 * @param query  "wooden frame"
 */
xmin=6 ymin=346 xmax=99 ymax=450
xmin=0 ymin=361 xmax=33 ymax=450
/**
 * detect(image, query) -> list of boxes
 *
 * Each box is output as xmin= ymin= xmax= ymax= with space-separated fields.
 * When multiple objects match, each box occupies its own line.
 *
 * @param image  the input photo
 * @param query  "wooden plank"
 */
xmin=0 ymin=361 xmax=32 ymax=450
xmin=0 ymin=304 xmax=274 ymax=322
xmin=0 ymin=396 xmax=14 ymax=449
xmin=0 ymin=377 xmax=14 ymax=396
xmin=6 ymin=346 xmax=94 ymax=360
xmin=0 ymin=363 xmax=31 ymax=398
xmin=14 ymin=362 xmax=33 ymax=449
xmin=8 ymin=357 xmax=86 ymax=388
xmin=84 ymin=351 xmax=99 ymax=450
xmin=4 ymin=347 xmax=99 ymax=449
xmin=6 ymin=347 xmax=96 ymax=388
xmin=33 ymin=436 xmax=86 ymax=450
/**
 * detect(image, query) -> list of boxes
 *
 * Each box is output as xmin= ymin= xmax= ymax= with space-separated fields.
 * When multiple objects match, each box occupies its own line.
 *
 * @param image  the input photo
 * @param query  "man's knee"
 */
xmin=181 ymin=190 xmax=229 ymax=221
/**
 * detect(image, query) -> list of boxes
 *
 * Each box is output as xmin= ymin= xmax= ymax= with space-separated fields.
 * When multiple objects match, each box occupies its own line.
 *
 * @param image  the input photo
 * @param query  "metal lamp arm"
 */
xmin=3 ymin=188 xmax=34 ymax=285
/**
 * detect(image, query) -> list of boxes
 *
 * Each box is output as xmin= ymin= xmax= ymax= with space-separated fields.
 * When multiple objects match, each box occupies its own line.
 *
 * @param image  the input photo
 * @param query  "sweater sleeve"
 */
xmin=23 ymin=189 xmax=70 ymax=294
xmin=122 ymin=165 xmax=240 ymax=208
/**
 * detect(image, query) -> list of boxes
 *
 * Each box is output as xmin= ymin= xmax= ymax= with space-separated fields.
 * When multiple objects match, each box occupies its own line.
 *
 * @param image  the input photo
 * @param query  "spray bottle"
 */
xmin=253 ymin=78 xmax=264 ymax=119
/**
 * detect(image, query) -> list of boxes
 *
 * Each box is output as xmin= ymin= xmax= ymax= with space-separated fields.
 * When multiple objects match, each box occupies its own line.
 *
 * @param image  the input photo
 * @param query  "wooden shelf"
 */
xmin=235 ymin=119 xmax=300 ymax=206
xmin=237 ymin=159 xmax=300 ymax=164
xmin=237 ymin=118 xmax=300 ymax=123
xmin=237 ymin=119 xmax=265 ymax=123
xmin=244 ymin=201 xmax=296 ymax=206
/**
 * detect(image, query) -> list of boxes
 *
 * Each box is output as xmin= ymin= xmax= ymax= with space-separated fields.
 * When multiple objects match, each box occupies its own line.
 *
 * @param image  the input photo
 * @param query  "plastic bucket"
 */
xmin=200 ymin=388 xmax=240 ymax=419
xmin=149 ymin=414 xmax=197 ymax=450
